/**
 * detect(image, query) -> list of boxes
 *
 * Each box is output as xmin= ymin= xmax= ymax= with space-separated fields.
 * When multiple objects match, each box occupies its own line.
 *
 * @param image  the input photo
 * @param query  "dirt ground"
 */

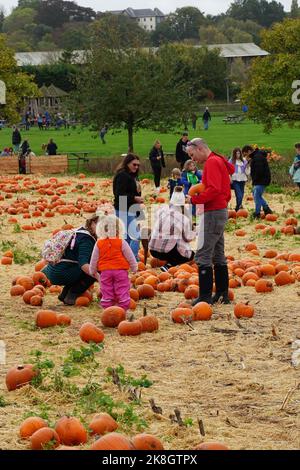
xmin=0 ymin=175 xmax=299 ymax=450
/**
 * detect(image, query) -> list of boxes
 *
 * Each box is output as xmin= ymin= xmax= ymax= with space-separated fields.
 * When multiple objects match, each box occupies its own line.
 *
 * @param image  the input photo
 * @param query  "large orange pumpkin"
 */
xmin=171 ymin=308 xmax=193 ymax=324
xmin=101 ymin=306 xmax=126 ymax=328
xmin=118 ymin=317 xmax=142 ymax=336
xmin=255 ymin=279 xmax=273 ymax=293
xmin=137 ymin=284 xmax=155 ymax=299
xmin=55 ymin=416 xmax=87 ymax=446
xmin=274 ymin=272 xmax=294 ymax=286
xmin=56 ymin=314 xmax=72 ymax=326
xmin=139 ymin=310 xmax=159 ymax=333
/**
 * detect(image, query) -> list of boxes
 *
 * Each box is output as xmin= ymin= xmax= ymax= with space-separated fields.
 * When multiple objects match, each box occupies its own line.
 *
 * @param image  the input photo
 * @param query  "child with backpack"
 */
xmin=89 ymin=214 xmax=138 ymax=311
xmin=167 ymin=168 xmax=183 ymax=199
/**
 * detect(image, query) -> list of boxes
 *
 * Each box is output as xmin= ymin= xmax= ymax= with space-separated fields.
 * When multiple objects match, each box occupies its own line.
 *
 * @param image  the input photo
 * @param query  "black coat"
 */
xmin=149 ymin=146 xmax=165 ymax=168
xmin=47 ymin=142 xmax=57 ymax=155
xmin=250 ymin=149 xmax=271 ymax=186
xmin=175 ymin=139 xmax=189 ymax=165
xmin=113 ymin=170 xmax=139 ymax=212
xmin=12 ymin=130 xmax=21 ymax=145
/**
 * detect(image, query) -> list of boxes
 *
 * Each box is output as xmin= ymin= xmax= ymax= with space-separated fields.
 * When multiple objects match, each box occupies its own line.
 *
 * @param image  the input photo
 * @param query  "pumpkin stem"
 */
xmin=129 ymin=314 xmax=135 ymax=322
xmin=17 ymin=365 xmax=24 ymax=370
xmin=143 ymin=307 xmax=147 ymax=317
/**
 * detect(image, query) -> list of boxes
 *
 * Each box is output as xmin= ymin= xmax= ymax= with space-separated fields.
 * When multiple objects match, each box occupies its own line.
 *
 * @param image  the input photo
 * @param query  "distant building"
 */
xmin=107 ymin=7 xmax=165 ymax=31
xmin=204 ymin=43 xmax=269 ymax=66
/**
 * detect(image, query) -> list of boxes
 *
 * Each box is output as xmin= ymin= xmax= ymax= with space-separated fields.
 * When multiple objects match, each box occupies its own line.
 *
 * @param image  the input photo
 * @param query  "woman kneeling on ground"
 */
xmin=42 ymin=214 xmax=99 ymax=305
xmin=149 ymin=188 xmax=196 ymax=270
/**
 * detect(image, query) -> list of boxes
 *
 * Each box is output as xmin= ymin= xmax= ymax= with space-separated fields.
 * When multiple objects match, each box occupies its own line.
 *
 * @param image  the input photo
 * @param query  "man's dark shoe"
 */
xmin=58 ymin=285 xmax=70 ymax=302
xmin=263 ymin=206 xmax=273 ymax=215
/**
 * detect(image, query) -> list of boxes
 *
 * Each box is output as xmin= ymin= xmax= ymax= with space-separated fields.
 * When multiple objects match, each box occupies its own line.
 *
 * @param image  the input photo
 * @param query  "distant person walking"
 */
xmin=149 ymin=140 xmax=165 ymax=192
xmin=289 ymin=143 xmax=300 ymax=190
xmin=99 ymin=124 xmax=109 ymax=144
xmin=202 ymin=107 xmax=211 ymax=131
xmin=175 ymin=132 xmax=190 ymax=170
xmin=46 ymin=139 xmax=58 ymax=156
xmin=37 ymin=114 xmax=43 ymax=130
xmin=12 ymin=126 xmax=22 ymax=154
xmin=191 ymin=113 xmax=197 ymax=130
xmin=242 ymin=145 xmax=273 ymax=218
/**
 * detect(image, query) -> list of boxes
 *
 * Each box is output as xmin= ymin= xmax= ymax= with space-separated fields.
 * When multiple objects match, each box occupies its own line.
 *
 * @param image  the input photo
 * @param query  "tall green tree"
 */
xmin=0 ymin=35 xmax=39 ymax=122
xmin=290 ymin=0 xmax=300 ymax=17
xmin=74 ymin=22 xmax=195 ymax=151
xmin=241 ymin=19 xmax=300 ymax=131
xmin=227 ymin=0 xmax=286 ymax=27
xmin=0 ymin=8 xmax=4 ymax=33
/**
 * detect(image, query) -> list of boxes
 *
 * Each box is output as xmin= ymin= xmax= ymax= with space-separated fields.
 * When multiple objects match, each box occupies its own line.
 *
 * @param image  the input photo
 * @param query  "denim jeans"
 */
xmin=232 ymin=181 xmax=245 ymax=210
xmin=115 ymin=210 xmax=140 ymax=260
xmin=253 ymin=185 xmax=268 ymax=214
xmin=203 ymin=120 xmax=209 ymax=130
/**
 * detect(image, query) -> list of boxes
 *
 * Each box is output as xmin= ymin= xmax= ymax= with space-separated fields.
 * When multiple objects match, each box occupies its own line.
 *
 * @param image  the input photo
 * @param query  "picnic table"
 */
xmin=66 ymin=151 xmax=91 ymax=172
xmin=223 ymin=115 xmax=245 ymax=124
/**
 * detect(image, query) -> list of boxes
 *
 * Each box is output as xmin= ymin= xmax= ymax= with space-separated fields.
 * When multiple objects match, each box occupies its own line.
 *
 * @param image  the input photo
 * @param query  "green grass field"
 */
xmin=0 ymin=117 xmax=299 ymax=159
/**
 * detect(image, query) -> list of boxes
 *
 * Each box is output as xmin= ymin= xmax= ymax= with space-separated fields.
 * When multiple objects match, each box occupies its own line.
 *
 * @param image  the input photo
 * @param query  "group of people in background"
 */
xmin=23 ymin=110 xmax=69 ymax=131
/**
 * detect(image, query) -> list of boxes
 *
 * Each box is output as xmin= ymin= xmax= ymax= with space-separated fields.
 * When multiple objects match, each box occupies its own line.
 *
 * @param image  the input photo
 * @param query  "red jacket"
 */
xmin=191 ymin=152 xmax=234 ymax=212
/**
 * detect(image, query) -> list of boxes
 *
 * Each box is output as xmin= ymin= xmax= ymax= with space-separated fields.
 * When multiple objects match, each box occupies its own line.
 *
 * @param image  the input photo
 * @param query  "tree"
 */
xmin=171 ymin=7 xmax=206 ymax=40
xmin=241 ymin=19 xmax=300 ymax=131
xmin=291 ymin=0 xmax=300 ymax=17
xmin=22 ymin=63 xmax=78 ymax=91
xmin=0 ymin=35 xmax=39 ymax=122
xmin=199 ymin=25 xmax=227 ymax=44
xmin=227 ymin=0 xmax=286 ymax=27
xmin=95 ymin=13 xmax=149 ymax=48
xmin=2 ymin=7 xmax=37 ymax=34
xmin=0 ymin=8 xmax=4 ymax=33
xmin=74 ymin=23 xmax=195 ymax=151
xmin=36 ymin=0 xmax=96 ymax=29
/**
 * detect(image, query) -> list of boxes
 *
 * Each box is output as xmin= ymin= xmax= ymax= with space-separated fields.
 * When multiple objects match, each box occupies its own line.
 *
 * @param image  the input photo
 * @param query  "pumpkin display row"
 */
xmin=17 ymin=414 xmax=228 ymax=451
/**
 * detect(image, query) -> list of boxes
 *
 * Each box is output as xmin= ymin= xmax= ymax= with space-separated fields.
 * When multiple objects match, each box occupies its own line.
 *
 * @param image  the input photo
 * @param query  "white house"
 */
xmin=108 ymin=7 xmax=165 ymax=31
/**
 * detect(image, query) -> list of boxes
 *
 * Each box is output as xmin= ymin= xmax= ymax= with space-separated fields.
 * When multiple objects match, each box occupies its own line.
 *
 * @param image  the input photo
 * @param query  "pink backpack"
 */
xmin=41 ymin=228 xmax=92 ymax=265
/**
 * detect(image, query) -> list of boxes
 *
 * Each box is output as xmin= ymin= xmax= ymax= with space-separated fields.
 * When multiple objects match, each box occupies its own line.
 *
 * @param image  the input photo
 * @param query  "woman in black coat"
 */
xmin=113 ymin=153 xmax=143 ymax=260
xmin=149 ymin=140 xmax=165 ymax=192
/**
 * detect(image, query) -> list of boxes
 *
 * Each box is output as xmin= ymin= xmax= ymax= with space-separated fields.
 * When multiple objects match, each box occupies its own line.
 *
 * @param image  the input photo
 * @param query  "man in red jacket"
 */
xmin=186 ymin=138 xmax=234 ymax=304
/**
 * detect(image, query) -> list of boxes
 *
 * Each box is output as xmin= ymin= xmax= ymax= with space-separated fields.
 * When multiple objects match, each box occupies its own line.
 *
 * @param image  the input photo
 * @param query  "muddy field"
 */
xmin=0 ymin=175 xmax=299 ymax=450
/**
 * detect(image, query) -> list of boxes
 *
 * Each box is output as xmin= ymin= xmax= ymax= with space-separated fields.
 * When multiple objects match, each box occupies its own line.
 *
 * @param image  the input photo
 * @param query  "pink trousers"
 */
xmin=100 ymin=269 xmax=131 ymax=311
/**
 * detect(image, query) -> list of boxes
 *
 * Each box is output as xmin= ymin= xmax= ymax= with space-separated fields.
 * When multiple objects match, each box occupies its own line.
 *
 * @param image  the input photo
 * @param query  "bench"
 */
xmin=223 ymin=115 xmax=245 ymax=124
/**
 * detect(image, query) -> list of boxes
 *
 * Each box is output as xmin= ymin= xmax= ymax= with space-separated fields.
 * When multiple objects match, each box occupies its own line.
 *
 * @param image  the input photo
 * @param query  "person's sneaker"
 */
xmin=253 ymin=213 xmax=261 ymax=219
xmin=161 ymin=264 xmax=172 ymax=272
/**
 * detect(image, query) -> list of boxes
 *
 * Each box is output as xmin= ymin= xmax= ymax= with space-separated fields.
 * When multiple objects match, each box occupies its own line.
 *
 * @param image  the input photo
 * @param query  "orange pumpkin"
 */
xmin=36 ymin=310 xmax=57 ymax=328
xmin=30 ymin=427 xmax=60 ymax=450
xmin=192 ymin=302 xmax=213 ymax=321
xmin=118 ymin=317 xmax=142 ymax=336
xmin=274 ymin=272 xmax=294 ymax=286
xmin=129 ymin=288 xmax=139 ymax=301
xmin=16 ymin=276 xmax=34 ymax=291
xmin=139 ymin=310 xmax=159 ymax=333
xmin=137 ymin=284 xmax=155 ymax=299
xmin=79 ymin=322 xmax=105 ymax=343
xmin=255 ymin=279 xmax=273 ymax=293
xmin=75 ymin=296 xmax=90 ymax=307
xmin=264 ymin=250 xmax=278 ymax=259
xmin=32 ymin=271 xmax=48 ymax=286
xmin=171 ymin=308 xmax=193 ymax=324
xmin=10 ymin=285 xmax=25 ymax=296
xmin=6 ymin=364 xmax=39 ymax=391
xmin=1 ymin=256 xmax=12 ymax=265
xmin=90 ymin=433 xmax=133 ymax=450
xmin=188 ymin=183 xmax=205 ymax=197
xmin=55 ymin=416 xmax=87 ymax=446
xmin=132 ymin=433 xmax=164 ymax=450
xmin=56 ymin=314 xmax=71 ymax=326
xmin=236 ymin=209 xmax=248 ymax=218
xmin=89 ymin=413 xmax=118 ymax=436
xmin=20 ymin=417 xmax=48 ymax=439
xmin=234 ymin=303 xmax=254 ymax=319
xmin=30 ymin=295 xmax=43 ymax=307
xmin=195 ymin=441 xmax=229 ymax=450
xmin=101 ymin=306 xmax=126 ymax=328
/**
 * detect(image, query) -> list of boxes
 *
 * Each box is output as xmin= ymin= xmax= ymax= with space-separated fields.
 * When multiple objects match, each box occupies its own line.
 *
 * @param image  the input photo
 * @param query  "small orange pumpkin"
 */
xmin=192 ymin=302 xmax=213 ymax=321
xmin=36 ymin=310 xmax=57 ymax=328
xmin=30 ymin=427 xmax=60 ymax=450
xmin=188 ymin=183 xmax=205 ymax=197
xmin=56 ymin=314 xmax=72 ymax=326
xmin=55 ymin=416 xmax=87 ymax=446
xmin=20 ymin=417 xmax=48 ymax=439
xmin=132 ymin=433 xmax=164 ymax=450
xmin=89 ymin=413 xmax=118 ymax=435
xmin=118 ymin=316 xmax=142 ymax=336
xmin=101 ymin=306 xmax=126 ymax=328
xmin=195 ymin=441 xmax=229 ymax=450
xmin=274 ymin=272 xmax=294 ymax=286
xmin=6 ymin=364 xmax=39 ymax=391
xmin=234 ymin=303 xmax=254 ymax=319
xmin=90 ymin=432 xmax=133 ymax=450
xmin=171 ymin=308 xmax=193 ymax=324
xmin=79 ymin=322 xmax=105 ymax=343
xmin=255 ymin=279 xmax=273 ymax=293
xmin=139 ymin=309 xmax=159 ymax=333
xmin=137 ymin=284 xmax=155 ymax=299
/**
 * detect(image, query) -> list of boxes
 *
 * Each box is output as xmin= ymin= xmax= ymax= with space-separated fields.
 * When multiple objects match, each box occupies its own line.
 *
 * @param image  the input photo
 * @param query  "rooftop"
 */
xmin=204 ymin=43 xmax=269 ymax=58
xmin=109 ymin=7 xmax=165 ymax=18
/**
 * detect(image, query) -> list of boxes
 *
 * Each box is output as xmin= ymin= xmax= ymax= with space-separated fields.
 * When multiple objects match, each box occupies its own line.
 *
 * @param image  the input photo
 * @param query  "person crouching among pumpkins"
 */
xmin=89 ymin=214 xmax=138 ymax=311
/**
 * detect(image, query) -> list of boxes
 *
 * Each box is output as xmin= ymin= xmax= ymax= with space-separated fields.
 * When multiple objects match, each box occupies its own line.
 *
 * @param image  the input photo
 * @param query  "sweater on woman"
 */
xmin=113 ymin=171 xmax=139 ymax=213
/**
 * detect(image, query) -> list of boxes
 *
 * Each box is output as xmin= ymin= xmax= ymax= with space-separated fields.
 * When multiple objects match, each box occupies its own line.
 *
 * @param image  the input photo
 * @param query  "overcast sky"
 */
xmin=0 ymin=0 xmax=293 ymax=16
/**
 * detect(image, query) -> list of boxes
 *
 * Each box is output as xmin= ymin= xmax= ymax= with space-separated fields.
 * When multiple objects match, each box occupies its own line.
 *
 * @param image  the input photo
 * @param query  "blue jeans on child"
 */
xmin=253 ymin=185 xmax=268 ymax=215
xmin=115 ymin=210 xmax=140 ymax=260
xmin=232 ymin=181 xmax=245 ymax=210
xmin=203 ymin=120 xmax=209 ymax=130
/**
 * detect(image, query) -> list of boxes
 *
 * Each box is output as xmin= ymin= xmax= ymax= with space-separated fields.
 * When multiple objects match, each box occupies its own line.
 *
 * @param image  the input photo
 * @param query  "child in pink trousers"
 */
xmin=89 ymin=214 xmax=138 ymax=311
